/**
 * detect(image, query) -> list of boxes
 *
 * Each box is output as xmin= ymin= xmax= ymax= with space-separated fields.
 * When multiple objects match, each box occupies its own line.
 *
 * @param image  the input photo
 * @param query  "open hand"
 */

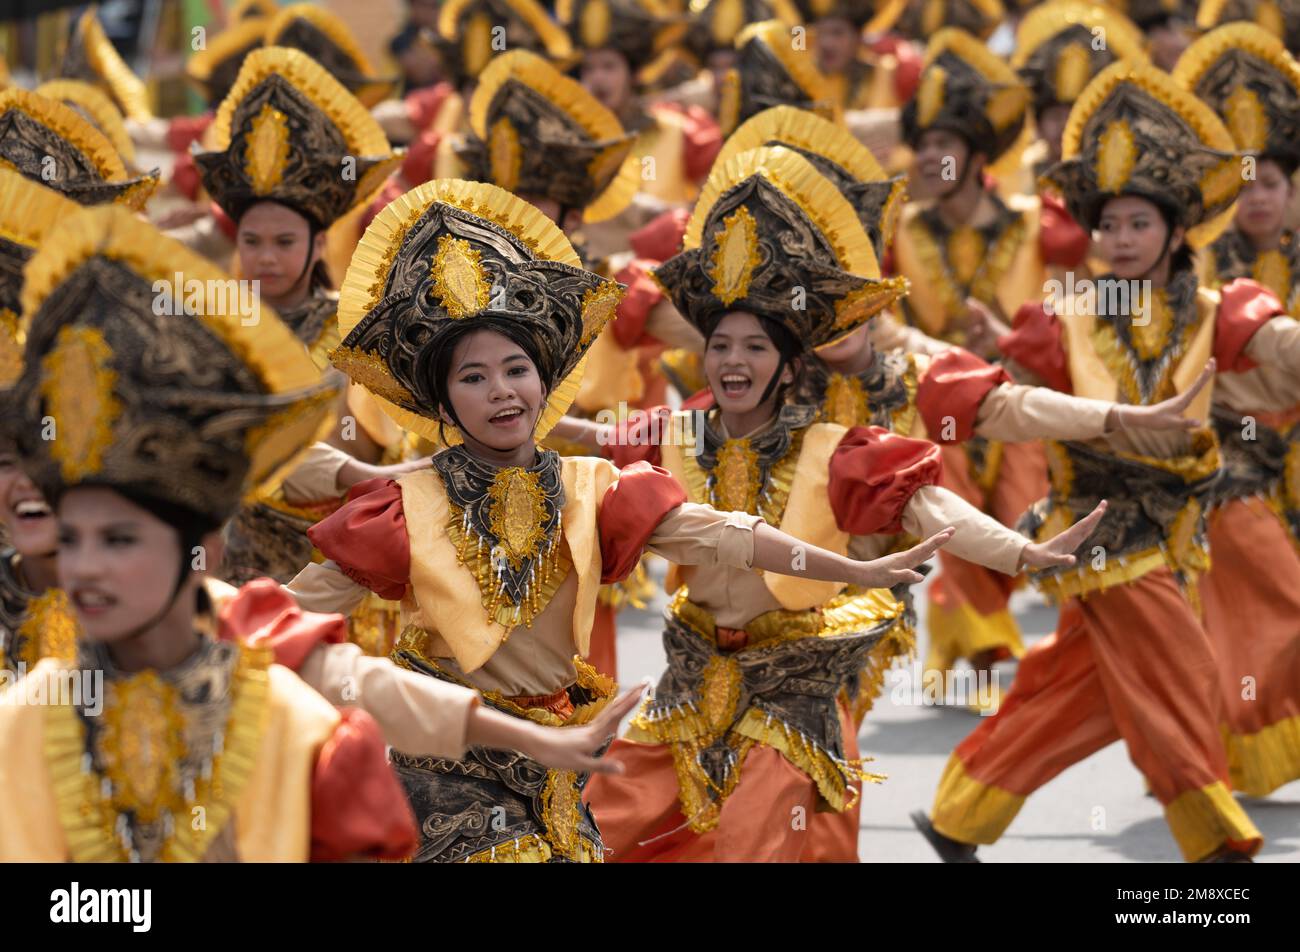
xmin=1108 ymin=360 xmax=1215 ymax=431
xmin=1017 ymin=501 xmax=1108 ymax=570
xmin=517 ymin=683 xmax=647 ymax=775
xmin=965 ymin=297 xmax=1011 ymax=358
xmin=853 ymin=527 xmax=955 ymax=588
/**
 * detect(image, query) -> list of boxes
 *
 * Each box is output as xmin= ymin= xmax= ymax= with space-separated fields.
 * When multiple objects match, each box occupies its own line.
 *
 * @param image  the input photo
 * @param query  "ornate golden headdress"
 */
xmin=901 ymin=27 xmax=1030 ymax=163
xmin=34 ymin=79 xmax=136 ymax=165
xmin=264 ymin=4 xmax=398 ymax=106
xmin=558 ymin=0 xmax=691 ymax=82
xmin=1195 ymin=0 xmax=1300 ymax=57
xmin=1043 ymin=59 xmax=1244 ymax=247
xmin=458 ymin=50 xmax=640 ymax=223
xmin=653 ymin=146 xmax=909 ymax=346
xmin=194 ymin=47 xmax=402 ymax=231
xmin=684 ymin=0 xmax=801 ymax=60
xmin=868 ymin=0 xmax=1006 ymax=39
xmin=332 ymin=179 xmax=625 ymax=444
xmin=714 ymin=105 xmax=908 ymax=259
xmin=1013 ymin=1 xmax=1149 ymax=113
xmin=185 ymin=15 xmax=269 ymax=108
xmin=0 ymin=171 xmax=79 ymax=392
xmin=435 ymin=0 xmax=574 ymax=83
xmin=58 ymin=7 xmax=153 ymax=121
xmin=9 ymin=205 xmax=341 ymax=524
xmin=718 ymin=20 xmax=837 ymax=136
xmin=1173 ymin=23 xmax=1300 ymax=170
xmin=0 ymin=88 xmax=158 ymax=210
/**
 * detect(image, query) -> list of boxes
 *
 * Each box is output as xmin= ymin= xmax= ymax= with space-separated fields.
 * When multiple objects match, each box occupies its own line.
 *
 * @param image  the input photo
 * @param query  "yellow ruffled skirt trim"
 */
xmin=929 ymin=755 xmax=1026 ymax=846
xmin=1164 ymin=782 xmax=1262 ymax=862
xmin=1222 ymin=715 xmax=1300 ymax=798
xmin=924 ymin=601 xmax=1025 ymax=672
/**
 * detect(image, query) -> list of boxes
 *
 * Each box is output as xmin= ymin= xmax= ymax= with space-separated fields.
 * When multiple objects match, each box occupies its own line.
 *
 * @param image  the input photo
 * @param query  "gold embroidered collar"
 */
xmin=804 ymin=349 xmax=919 ymax=435
xmin=1209 ymin=228 xmax=1298 ymax=311
xmin=433 ymin=445 xmax=570 ymax=630
xmin=1090 ymin=269 xmax=1201 ymax=405
xmin=0 ymin=549 xmax=78 ymax=674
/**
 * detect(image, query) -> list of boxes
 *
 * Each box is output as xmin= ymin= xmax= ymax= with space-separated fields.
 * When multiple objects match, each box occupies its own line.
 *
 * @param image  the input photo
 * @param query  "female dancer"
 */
xmin=289 ymin=177 xmax=952 ymax=862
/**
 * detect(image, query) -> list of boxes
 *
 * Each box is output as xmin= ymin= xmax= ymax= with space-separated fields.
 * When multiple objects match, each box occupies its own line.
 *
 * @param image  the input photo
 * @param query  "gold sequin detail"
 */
xmin=245 ymin=103 xmax=290 ymax=195
xmin=713 ymin=438 xmax=761 ymax=513
xmin=947 ymin=227 xmax=986 ymax=287
xmin=1096 ymin=119 xmax=1136 ymax=192
xmin=709 ymin=205 xmax=761 ymax=305
xmin=40 ymin=325 xmax=120 ymax=482
xmin=488 ymin=117 xmax=521 ymax=192
xmin=16 ymin=588 xmax=78 ymax=668
xmin=430 ymin=234 xmax=492 ymax=319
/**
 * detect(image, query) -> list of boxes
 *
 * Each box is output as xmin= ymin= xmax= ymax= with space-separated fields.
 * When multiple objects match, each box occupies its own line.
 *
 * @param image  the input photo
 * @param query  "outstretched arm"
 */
xmin=750 ymin=522 xmax=956 ymax=588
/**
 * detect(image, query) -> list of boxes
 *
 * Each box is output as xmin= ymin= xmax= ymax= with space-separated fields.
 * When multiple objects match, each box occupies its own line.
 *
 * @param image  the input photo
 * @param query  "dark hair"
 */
xmin=704 ymin=312 xmax=804 ymax=407
xmin=1259 ymin=151 xmax=1300 ymax=182
xmin=1148 ymin=194 xmax=1196 ymax=276
xmin=426 ymin=319 xmax=553 ymax=440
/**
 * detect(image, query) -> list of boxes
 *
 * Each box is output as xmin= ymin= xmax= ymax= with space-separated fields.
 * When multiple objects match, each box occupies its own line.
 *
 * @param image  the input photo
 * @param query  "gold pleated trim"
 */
xmin=211 ymin=46 xmax=392 ymax=158
xmin=34 ymin=79 xmax=135 ymax=163
xmin=21 ymin=205 xmax=322 ymax=396
xmin=0 ymin=167 xmax=79 ymax=258
xmin=265 ymin=4 xmax=380 ymax=77
xmin=45 ymin=645 xmax=273 ymax=862
xmin=74 ymin=9 xmax=153 ymax=121
xmin=0 ymin=87 xmax=128 ymax=181
xmin=923 ymin=26 xmax=1022 ymax=87
xmin=471 ymin=49 xmax=625 ymax=142
xmin=335 ymin=178 xmax=588 ymax=444
xmin=184 ymin=16 xmax=268 ymax=83
xmin=716 ymin=105 xmax=894 ymax=185
xmin=684 ymin=145 xmax=883 ymax=279
xmin=441 ymin=0 xmax=574 ymax=61
xmin=737 ymin=20 xmax=832 ymax=109
xmin=1011 ymin=0 xmax=1147 ymax=68
xmin=1171 ymin=22 xmax=1300 ymax=141
xmin=582 ymin=153 xmax=641 ymax=223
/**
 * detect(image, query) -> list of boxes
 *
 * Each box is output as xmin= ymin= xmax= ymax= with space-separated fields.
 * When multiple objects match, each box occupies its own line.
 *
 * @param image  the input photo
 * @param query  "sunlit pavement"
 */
xmin=612 ymin=561 xmax=1300 ymax=862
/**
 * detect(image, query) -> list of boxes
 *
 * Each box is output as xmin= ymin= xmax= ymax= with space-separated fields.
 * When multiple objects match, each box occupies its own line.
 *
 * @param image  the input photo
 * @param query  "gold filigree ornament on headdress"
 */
xmin=1011 ymin=0 xmax=1149 ymax=114
xmin=263 ymin=3 xmax=398 ymax=107
xmin=184 ymin=14 xmax=268 ymax=108
xmin=331 ymin=179 xmax=625 ymax=445
xmin=1195 ymin=0 xmax=1300 ymax=54
xmin=1042 ymin=59 xmax=1245 ymax=249
xmin=58 ymin=6 xmax=153 ymax=121
xmin=654 ymin=145 xmax=909 ymax=345
xmin=1172 ymin=22 xmax=1300 ymax=166
xmin=0 ymin=88 xmax=158 ymax=211
xmin=435 ymin=0 xmax=574 ymax=83
xmin=458 ymin=49 xmax=640 ymax=223
xmin=718 ymin=19 xmax=837 ymax=136
xmin=867 ymin=0 xmax=1006 ymax=40
xmin=34 ymin=79 xmax=136 ymax=165
xmin=558 ymin=0 xmax=691 ymax=85
xmin=8 ymin=205 xmax=343 ymax=524
xmin=902 ymin=28 xmax=1033 ymax=173
xmin=713 ymin=105 xmax=909 ymax=260
xmin=194 ymin=47 xmax=403 ymax=231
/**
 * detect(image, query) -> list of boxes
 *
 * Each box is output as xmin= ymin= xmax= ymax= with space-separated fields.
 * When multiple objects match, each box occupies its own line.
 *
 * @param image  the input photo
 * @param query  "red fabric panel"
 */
xmin=216 ymin=578 xmax=347 ymax=671
xmin=166 ymin=112 xmax=213 ymax=152
xmin=1038 ymin=191 xmax=1090 ymax=267
xmin=598 ymin=461 xmax=687 ymax=583
xmin=998 ymin=301 xmax=1072 ymax=393
xmin=404 ymin=83 xmax=453 ymax=131
xmin=612 ymin=260 xmax=664 ymax=348
xmin=1214 ymin=278 xmax=1284 ymax=373
xmin=629 ymin=208 xmax=689 ymax=261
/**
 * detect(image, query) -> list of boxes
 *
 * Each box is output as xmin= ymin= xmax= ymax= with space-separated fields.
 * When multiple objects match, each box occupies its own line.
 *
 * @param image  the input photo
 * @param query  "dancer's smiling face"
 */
xmin=703 ymin=311 xmax=794 ymax=418
xmin=440 ymin=329 xmax=547 ymax=454
xmin=0 ymin=449 xmax=57 ymax=559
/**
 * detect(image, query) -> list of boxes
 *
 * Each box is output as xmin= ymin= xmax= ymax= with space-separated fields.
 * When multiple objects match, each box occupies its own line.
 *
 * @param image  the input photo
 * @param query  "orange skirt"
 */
xmin=1200 ymin=498 xmax=1300 ymax=796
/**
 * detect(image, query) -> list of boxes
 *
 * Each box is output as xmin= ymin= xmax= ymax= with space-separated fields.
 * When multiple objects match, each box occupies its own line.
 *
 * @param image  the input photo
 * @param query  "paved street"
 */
xmin=610 ymin=563 xmax=1300 ymax=862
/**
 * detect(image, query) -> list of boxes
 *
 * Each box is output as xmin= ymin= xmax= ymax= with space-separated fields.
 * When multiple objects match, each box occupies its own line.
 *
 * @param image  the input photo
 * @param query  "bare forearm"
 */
xmin=750 ymin=521 xmax=858 ymax=583
xmin=548 ymin=415 xmax=613 ymax=451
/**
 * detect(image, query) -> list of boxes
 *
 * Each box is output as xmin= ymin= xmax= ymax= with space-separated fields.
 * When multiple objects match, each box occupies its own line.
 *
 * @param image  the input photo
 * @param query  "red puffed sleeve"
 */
xmin=399 ymin=126 xmax=442 ymax=187
xmin=306 ymin=478 xmax=410 ymax=600
xmin=404 ymin=82 xmax=453 ymax=131
xmin=1214 ymin=278 xmax=1284 ymax=373
xmin=309 ymin=708 xmax=417 ymax=862
xmin=998 ymin=301 xmax=1072 ymax=393
xmin=916 ymin=348 xmax=1012 ymax=443
xmin=217 ymin=578 xmax=347 ymax=672
xmin=598 ymin=461 xmax=688 ymax=583
xmin=211 ymin=200 xmax=237 ymax=241
xmin=611 ymin=259 xmax=664 ymax=348
xmin=171 ymin=150 xmax=202 ymax=201
xmin=166 ymin=112 xmax=213 ymax=152
xmin=630 ymin=208 xmax=689 ymax=261
xmin=606 ymin=406 xmax=667 ymax=469
xmin=1038 ymin=192 xmax=1090 ymax=268
xmin=828 ymin=426 xmax=943 ymax=535
xmin=677 ymin=105 xmax=723 ymax=183
xmin=869 ymin=35 xmax=922 ymax=104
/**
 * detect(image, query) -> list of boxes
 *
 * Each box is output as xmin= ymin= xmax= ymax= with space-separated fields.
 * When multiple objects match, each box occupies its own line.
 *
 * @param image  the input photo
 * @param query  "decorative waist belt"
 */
xmin=624 ymin=588 xmax=897 ymax=834
xmin=387 ymin=627 xmax=614 ymax=863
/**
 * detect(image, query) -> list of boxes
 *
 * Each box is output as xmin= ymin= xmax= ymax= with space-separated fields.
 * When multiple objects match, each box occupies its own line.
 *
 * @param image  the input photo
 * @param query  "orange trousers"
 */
xmin=925 ymin=441 xmax=1046 ymax=671
xmin=1200 ymin=498 xmax=1300 ymax=796
xmin=929 ymin=568 xmax=1262 ymax=862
